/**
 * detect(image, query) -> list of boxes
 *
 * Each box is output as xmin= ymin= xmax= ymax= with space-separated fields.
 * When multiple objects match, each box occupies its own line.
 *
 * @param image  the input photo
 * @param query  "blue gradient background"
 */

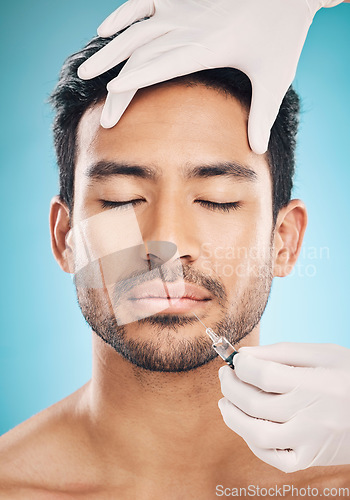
xmin=0 ymin=2 xmax=349 ymax=435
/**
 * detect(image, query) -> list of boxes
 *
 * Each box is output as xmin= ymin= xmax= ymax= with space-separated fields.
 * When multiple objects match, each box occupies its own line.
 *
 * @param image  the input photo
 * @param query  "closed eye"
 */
xmin=100 ymin=199 xmax=241 ymax=213
xmin=100 ymin=199 xmax=145 ymax=209
xmin=195 ymin=200 xmax=241 ymax=213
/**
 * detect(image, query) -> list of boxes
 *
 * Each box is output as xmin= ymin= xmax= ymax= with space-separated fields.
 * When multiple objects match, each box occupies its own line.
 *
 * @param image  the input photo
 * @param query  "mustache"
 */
xmin=72 ymin=244 xmax=227 ymax=306
xmin=112 ymin=261 xmax=226 ymax=306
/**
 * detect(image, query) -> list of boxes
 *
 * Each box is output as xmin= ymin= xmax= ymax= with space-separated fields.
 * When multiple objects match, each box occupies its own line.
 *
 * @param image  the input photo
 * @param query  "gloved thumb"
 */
xmin=247 ymin=444 xmax=307 ymax=474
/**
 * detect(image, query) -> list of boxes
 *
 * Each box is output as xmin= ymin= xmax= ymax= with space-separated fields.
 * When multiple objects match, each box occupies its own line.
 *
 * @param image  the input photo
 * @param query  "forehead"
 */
xmin=75 ymin=83 xmax=270 ymax=183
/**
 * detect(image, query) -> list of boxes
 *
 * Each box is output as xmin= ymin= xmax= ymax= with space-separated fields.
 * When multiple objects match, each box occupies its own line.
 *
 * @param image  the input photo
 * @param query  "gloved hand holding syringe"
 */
xmin=192 ymin=310 xmax=350 ymax=473
xmin=191 ymin=311 xmax=350 ymax=474
xmin=218 ymin=342 xmax=350 ymax=474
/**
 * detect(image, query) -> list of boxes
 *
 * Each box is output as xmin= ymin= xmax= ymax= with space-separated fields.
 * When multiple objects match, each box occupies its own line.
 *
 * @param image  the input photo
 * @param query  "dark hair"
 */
xmin=50 ymin=33 xmax=300 ymax=223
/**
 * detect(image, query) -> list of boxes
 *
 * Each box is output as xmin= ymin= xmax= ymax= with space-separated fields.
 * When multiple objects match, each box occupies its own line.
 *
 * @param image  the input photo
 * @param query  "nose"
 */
xmin=140 ymin=196 xmax=201 ymax=266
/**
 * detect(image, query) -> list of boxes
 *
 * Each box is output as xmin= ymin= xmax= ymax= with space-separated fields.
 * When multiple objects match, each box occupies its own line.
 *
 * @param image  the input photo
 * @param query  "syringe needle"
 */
xmin=192 ymin=312 xmax=207 ymax=329
xmin=192 ymin=313 xmax=219 ymax=341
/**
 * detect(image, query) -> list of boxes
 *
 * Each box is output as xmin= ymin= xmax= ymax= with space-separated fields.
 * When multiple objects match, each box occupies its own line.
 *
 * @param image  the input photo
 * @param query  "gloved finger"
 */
xmin=238 ymin=342 xmax=346 ymax=369
xmin=78 ymin=18 xmax=163 ymax=80
xmin=248 ymin=429 xmax=322 ymax=473
xmin=247 ymin=79 xmax=286 ymax=155
xmin=219 ymin=365 xmax=301 ymax=423
xmin=247 ymin=445 xmax=302 ymax=474
xmin=107 ymin=42 xmax=215 ymax=93
xmin=233 ymin=352 xmax=305 ymax=393
xmin=218 ymin=397 xmax=292 ymax=451
xmin=100 ymin=89 xmax=138 ymax=128
xmin=97 ymin=0 xmax=155 ymax=37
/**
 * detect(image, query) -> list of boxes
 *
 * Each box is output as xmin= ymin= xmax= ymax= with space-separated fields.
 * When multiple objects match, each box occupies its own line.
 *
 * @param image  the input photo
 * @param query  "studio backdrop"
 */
xmin=0 ymin=1 xmax=349 ymax=435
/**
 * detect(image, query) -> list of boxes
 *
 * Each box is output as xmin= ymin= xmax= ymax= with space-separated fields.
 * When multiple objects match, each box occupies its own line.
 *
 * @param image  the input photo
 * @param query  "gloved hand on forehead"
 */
xmin=218 ymin=342 xmax=350 ymax=473
xmin=78 ymin=0 xmax=343 ymax=155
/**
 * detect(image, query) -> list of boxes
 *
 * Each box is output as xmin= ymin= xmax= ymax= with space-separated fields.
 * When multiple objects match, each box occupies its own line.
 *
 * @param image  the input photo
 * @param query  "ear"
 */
xmin=273 ymin=199 xmax=308 ymax=277
xmin=49 ymin=195 xmax=72 ymax=273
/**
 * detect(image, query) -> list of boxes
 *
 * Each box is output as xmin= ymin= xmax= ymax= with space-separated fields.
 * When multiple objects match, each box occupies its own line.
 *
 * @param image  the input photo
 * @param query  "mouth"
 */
xmin=127 ymin=281 xmax=212 ymax=314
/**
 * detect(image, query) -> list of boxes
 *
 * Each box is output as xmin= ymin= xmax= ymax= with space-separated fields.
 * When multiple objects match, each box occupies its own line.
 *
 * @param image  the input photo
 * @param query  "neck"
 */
xmin=81 ymin=328 xmax=260 ymax=480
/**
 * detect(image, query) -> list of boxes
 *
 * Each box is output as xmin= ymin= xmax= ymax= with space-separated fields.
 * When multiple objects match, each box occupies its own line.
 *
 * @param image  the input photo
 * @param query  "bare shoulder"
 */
xmin=0 ymin=382 xmax=98 ymax=497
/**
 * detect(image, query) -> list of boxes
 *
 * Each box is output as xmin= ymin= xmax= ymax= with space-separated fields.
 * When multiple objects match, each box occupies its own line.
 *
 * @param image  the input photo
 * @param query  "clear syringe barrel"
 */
xmin=203 ymin=325 xmax=239 ymax=368
xmin=212 ymin=336 xmax=239 ymax=367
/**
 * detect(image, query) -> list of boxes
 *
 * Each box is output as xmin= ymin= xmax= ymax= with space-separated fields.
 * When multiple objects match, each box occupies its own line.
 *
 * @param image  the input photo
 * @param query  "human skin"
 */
xmin=0 ymin=84 xmax=349 ymax=499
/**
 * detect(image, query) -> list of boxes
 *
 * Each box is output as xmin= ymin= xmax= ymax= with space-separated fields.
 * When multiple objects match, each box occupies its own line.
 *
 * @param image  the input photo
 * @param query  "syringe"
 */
xmin=193 ymin=313 xmax=239 ymax=369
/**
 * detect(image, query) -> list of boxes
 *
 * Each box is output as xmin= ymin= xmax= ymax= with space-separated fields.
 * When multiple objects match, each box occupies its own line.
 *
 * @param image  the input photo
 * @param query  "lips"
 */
xmin=128 ymin=280 xmax=212 ymax=301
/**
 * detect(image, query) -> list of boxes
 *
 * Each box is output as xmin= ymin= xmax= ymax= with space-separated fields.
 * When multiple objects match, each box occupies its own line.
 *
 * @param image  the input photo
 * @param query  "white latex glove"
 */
xmin=78 ymin=0 xmax=343 ymax=154
xmin=218 ymin=342 xmax=350 ymax=473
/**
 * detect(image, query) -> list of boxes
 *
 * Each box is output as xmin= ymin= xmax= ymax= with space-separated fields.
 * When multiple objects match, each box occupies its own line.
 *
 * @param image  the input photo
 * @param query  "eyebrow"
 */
xmin=85 ymin=160 xmax=258 ymax=183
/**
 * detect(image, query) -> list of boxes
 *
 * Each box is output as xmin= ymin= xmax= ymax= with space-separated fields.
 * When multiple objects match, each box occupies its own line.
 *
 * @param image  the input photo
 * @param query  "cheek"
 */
xmin=197 ymin=206 xmax=272 ymax=284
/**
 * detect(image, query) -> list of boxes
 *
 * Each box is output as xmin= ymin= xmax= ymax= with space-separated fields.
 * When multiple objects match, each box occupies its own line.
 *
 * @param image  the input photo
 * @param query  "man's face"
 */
xmin=72 ymin=83 xmax=275 ymax=372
